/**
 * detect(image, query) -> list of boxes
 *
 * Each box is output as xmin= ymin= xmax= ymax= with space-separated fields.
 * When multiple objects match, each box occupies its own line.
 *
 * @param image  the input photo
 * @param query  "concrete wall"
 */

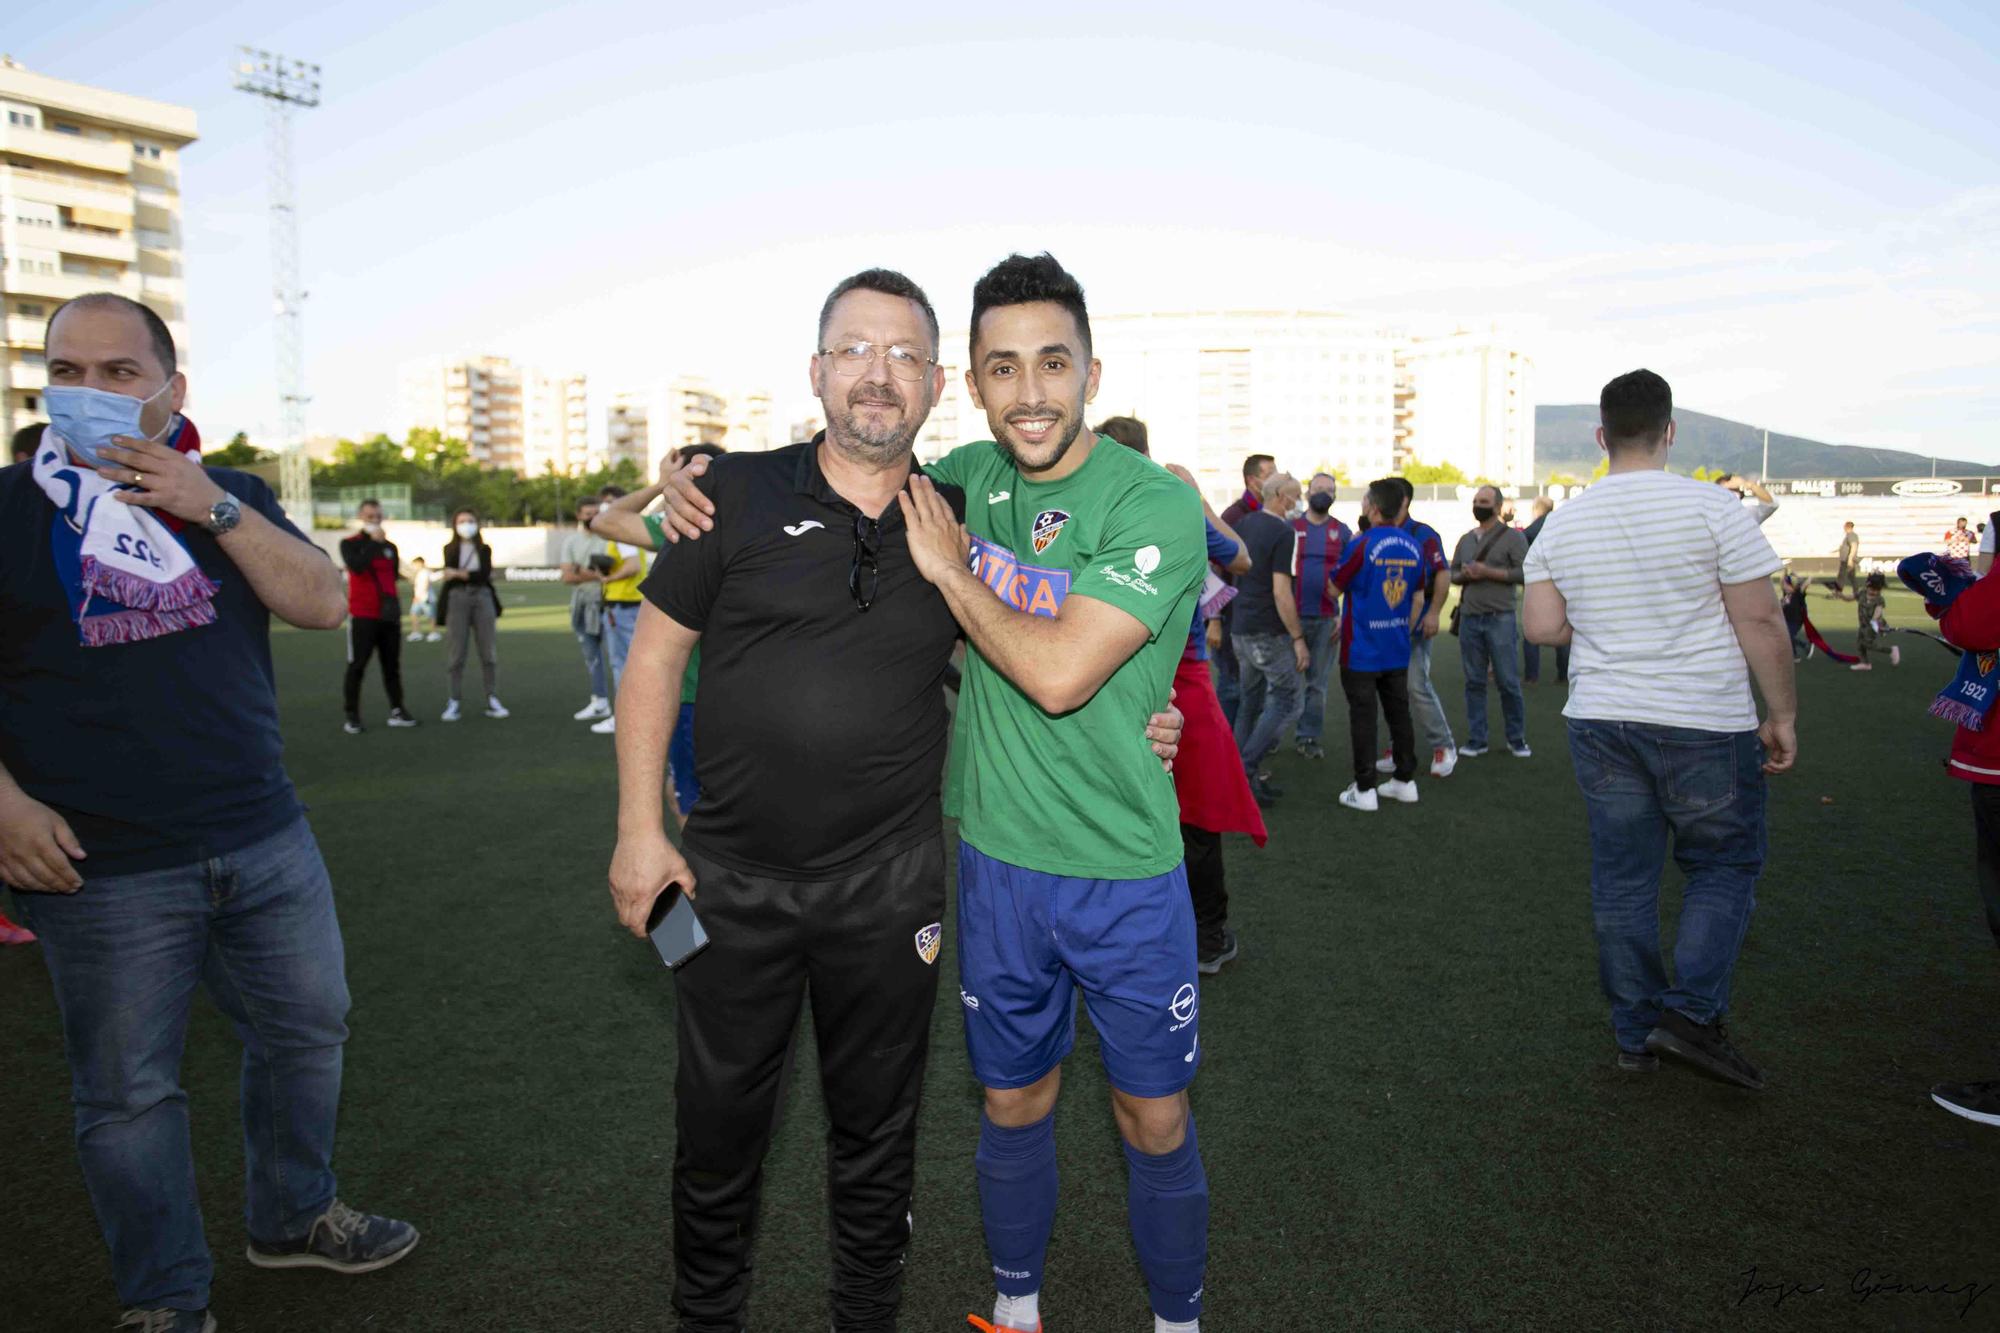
xmin=306 ymin=521 xmax=584 ymax=570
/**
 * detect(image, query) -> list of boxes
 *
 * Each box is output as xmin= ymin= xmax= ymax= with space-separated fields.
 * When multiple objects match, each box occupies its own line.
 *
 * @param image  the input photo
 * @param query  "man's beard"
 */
xmin=992 ymin=399 xmax=1087 ymax=475
xmin=825 ymin=382 xmax=928 ymax=465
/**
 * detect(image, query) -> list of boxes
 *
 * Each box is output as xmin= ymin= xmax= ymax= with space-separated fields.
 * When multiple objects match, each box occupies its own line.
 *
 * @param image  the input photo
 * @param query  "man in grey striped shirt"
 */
xmin=1522 ymin=368 xmax=1797 ymax=1091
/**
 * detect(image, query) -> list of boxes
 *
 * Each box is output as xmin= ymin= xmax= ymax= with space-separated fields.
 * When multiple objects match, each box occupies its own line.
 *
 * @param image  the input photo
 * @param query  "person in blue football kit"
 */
xmin=1333 ymin=479 xmax=1424 ymax=813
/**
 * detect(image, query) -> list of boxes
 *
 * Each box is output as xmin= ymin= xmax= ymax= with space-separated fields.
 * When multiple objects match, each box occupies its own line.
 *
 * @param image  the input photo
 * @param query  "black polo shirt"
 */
xmin=641 ymin=440 xmax=964 ymax=880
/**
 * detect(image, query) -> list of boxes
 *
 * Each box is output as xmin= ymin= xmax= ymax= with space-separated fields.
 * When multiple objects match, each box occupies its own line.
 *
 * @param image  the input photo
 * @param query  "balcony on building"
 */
xmin=0 ymin=123 xmax=135 ymax=175
xmin=0 ymin=162 xmax=135 ymax=214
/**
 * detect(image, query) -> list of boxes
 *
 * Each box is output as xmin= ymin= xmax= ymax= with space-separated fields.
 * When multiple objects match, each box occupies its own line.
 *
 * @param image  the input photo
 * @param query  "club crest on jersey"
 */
xmin=1382 ymin=568 xmax=1409 ymax=610
xmin=915 ymin=922 xmax=942 ymax=965
xmin=1031 ymin=509 xmax=1070 ymax=554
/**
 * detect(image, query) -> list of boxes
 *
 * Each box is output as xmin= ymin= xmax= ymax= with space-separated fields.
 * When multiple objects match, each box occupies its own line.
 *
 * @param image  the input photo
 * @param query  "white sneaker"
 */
xmin=1458 ymin=744 xmax=1488 ymax=757
xmin=1430 ymin=746 xmax=1457 ymax=778
xmin=406 ymin=631 xmax=421 ymax=642
xmin=1379 ymin=778 xmax=1420 ymax=804
xmin=1891 ymin=646 xmax=1901 ymax=667
xmin=1510 ymin=743 xmax=1533 ymax=758
xmin=1375 ymin=747 xmax=1394 ymax=775
xmin=590 ymin=714 xmax=617 ymax=734
xmin=573 ymin=696 xmax=611 ymax=721
xmin=486 ymin=695 xmax=510 ymax=719
xmin=1850 ymin=663 xmax=1871 ymax=672
xmin=425 ymin=632 xmax=441 ymax=642
xmin=1338 ymin=783 xmax=1379 ymax=812
xmin=441 ymin=699 xmax=461 ymax=722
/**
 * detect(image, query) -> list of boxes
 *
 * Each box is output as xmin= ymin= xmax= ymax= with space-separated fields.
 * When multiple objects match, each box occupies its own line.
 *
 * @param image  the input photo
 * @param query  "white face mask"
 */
xmin=456 ymin=521 xmax=479 ymax=540
xmin=363 ymin=520 xmax=383 ymax=536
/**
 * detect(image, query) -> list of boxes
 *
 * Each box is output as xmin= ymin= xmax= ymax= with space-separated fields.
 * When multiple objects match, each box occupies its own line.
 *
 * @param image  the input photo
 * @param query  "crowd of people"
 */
xmin=2 ymin=277 xmax=1996 ymax=1333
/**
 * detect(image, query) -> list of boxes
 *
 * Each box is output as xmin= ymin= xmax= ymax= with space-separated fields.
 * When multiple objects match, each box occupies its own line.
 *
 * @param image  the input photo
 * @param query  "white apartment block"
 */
xmin=0 ymin=59 xmax=196 ymax=441
xmin=640 ymin=376 xmax=778 ymax=476
xmin=398 ymin=354 xmax=588 ymax=474
xmin=605 ymin=389 xmax=649 ymax=470
xmin=1396 ymin=330 xmax=1535 ymax=486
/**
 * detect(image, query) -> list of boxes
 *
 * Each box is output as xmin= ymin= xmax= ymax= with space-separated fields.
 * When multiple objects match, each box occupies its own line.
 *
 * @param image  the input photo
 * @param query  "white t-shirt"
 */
xmin=1524 ymin=470 xmax=1780 ymax=732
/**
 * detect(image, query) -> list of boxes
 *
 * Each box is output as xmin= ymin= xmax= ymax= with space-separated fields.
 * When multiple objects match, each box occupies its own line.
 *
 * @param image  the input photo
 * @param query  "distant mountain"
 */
xmin=1535 ymin=406 xmax=1997 ymax=481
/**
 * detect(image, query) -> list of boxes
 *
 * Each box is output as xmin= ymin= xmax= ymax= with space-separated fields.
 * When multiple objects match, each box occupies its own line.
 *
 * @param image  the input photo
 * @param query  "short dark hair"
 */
xmin=47 ymin=293 xmax=178 ymax=377
xmin=358 ymin=497 xmax=381 ymax=511
xmin=1242 ymin=453 xmax=1275 ymax=482
xmin=575 ymin=494 xmax=599 ymax=511
xmin=1600 ymin=369 xmax=1673 ymax=449
xmin=969 ymin=252 xmax=1091 ymax=360
xmin=1366 ymin=478 xmax=1403 ymax=518
xmin=678 ymin=443 xmax=727 ymax=464
xmin=1096 ymin=416 xmax=1149 ymax=456
xmin=818 ymin=268 xmax=940 ymax=355
xmin=1387 ymin=476 xmax=1415 ymax=509
xmin=11 ymin=423 xmax=40 ymax=463
xmin=598 ymin=485 xmax=627 ymax=501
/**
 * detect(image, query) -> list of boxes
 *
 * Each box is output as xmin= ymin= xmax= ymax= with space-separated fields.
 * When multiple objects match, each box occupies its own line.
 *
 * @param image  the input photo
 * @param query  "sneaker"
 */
xmin=1338 ymin=782 xmax=1379 ymax=812
xmin=1430 ymin=746 xmax=1457 ymax=778
xmin=1378 ymin=777 xmax=1419 ymax=804
xmin=1615 ymin=1048 xmax=1659 ymax=1074
xmin=573 ymin=696 xmax=611 ymax=721
xmin=425 ymin=631 xmax=441 ymax=642
xmin=1294 ymin=739 xmax=1324 ymax=760
xmin=1803 ymin=643 xmax=1815 ymax=660
xmin=590 ymin=714 xmax=618 ymax=735
xmin=246 ymin=1199 xmax=419 ymax=1275
xmin=485 ymin=695 xmax=510 ymax=719
xmin=1931 ymin=1079 xmax=2000 ymax=1127
xmin=1891 ymin=645 xmax=1901 ymax=667
xmin=1850 ymin=663 xmax=1872 ymax=671
xmin=115 ymin=1311 xmax=215 ymax=1332
xmin=440 ymin=699 xmax=461 ymax=722
xmin=1197 ymin=928 xmax=1239 ymax=975
xmin=386 ymin=708 xmax=419 ymax=729
xmin=1509 ymin=743 xmax=1532 ymax=758
xmin=405 ymin=631 xmax=422 ymax=642
xmin=1375 ymin=747 xmax=1394 ymax=774
xmin=1643 ymin=1009 xmax=1764 ymax=1090
xmin=1458 ymin=744 xmax=1488 ymax=758
xmin=342 ymin=715 xmax=364 ymax=735
xmin=0 ymin=915 xmax=35 ymax=946
xmin=1255 ymin=771 xmax=1285 ymax=797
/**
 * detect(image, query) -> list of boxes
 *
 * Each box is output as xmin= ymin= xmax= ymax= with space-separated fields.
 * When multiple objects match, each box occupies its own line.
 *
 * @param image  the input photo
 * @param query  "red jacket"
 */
xmin=340 ymin=531 xmax=401 ymax=620
xmin=1941 ymin=566 xmax=2000 ymax=784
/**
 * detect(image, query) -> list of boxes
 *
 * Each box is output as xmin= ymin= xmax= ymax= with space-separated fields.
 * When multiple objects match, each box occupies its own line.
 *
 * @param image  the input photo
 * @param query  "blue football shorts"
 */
xmin=956 ymin=840 xmax=1201 ymax=1099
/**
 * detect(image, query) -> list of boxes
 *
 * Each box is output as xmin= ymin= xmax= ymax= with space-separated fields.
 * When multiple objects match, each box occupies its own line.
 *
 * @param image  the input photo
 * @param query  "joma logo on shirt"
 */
xmin=969 ymin=534 xmax=1069 ymax=618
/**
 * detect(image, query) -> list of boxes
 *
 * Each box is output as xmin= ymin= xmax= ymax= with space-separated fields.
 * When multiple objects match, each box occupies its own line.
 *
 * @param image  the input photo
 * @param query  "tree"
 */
xmin=1589 ymin=456 xmax=1610 ymax=480
xmin=1543 ymin=470 xmax=1582 ymax=487
xmin=1401 ymin=457 xmax=1470 ymax=486
xmin=205 ymin=431 xmax=273 ymax=467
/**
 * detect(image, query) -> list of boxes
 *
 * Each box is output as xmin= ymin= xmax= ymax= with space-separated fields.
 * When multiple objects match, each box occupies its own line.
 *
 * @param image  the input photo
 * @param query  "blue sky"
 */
xmin=13 ymin=0 xmax=1999 ymax=459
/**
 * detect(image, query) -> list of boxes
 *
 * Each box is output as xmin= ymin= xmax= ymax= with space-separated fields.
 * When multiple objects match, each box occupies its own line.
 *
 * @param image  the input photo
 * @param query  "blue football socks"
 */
xmin=1124 ymin=1115 xmax=1209 ymax=1324
xmin=977 ymin=1111 xmax=1059 ymax=1303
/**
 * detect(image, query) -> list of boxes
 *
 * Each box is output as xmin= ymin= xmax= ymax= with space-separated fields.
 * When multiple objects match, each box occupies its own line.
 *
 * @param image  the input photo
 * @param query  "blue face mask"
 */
xmin=43 ymin=381 xmax=174 ymax=467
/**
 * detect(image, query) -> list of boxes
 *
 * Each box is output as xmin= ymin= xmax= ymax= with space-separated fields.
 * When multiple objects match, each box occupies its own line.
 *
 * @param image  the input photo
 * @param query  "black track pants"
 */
xmin=342 ymin=616 xmax=404 ymax=715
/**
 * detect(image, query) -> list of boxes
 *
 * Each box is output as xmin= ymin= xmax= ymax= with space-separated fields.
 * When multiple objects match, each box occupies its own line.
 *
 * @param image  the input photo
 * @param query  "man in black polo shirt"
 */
xmin=0 ymin=294 xmax=417 ymax=1332
xmin=608 ymin=269 xmax=963 ymax=1333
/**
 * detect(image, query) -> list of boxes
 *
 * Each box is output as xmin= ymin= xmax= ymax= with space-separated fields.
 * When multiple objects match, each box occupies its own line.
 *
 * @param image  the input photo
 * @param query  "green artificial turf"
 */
xmin=4 ymin=582 xmax=1997 ymax=1332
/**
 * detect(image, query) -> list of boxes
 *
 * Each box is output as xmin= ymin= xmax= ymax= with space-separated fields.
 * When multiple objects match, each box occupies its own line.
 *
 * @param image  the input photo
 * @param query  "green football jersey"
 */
xmin=928 ymin=436 xmax=1205 ymax=879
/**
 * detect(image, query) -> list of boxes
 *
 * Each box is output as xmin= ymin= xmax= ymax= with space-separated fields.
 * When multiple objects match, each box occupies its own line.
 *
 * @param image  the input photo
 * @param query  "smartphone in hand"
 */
xmin=646 ymin=884 xmax=709 ymax=970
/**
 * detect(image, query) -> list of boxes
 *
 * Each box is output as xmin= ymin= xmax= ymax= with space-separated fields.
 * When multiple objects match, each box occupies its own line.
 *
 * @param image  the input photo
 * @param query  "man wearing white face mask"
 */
xmin=1 ymin=293 xmax=417 ymax=1331
xmin=338 ymin=499 xmax=419 ymax=734
xmin=438 ymin=508 xmax=506 ymax=721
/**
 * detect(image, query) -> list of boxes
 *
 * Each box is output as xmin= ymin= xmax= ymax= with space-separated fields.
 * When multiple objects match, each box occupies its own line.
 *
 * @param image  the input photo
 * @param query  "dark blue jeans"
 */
xmin=1459 ymin=609 xmax=1527 ymax=750
xmin=14 ymin=815 xmax=351 ymax=1312
xmin=1565 ymin=720 xmax=1767 ymax=1053
xmin=1522 ymin=638 xmax=1569 ymax=683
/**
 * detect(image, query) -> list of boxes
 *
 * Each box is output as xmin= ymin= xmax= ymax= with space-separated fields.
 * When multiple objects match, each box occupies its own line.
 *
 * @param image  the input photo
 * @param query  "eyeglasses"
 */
xmin=850 ymin=513 xmax=881 ymax=612
xmin=818 ymin=340 xmax=935 ymax=382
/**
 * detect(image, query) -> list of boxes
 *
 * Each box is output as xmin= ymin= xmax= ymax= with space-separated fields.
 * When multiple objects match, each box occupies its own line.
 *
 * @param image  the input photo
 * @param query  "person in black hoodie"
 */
xmin=438 ymin=508 xmax=507 ymax=721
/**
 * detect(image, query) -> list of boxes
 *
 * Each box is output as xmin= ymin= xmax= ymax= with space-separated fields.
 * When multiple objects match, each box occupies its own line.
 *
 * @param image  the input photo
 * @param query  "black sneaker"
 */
xmin=1293 ymin=739 xmax=1324 ymax=760
xmin=1248 ymin=776 xmax=1279 ymax=808
xmin=1255 ymin=772 xmax=1285 ymax=798
xmin=342 ymin=716 xmax=364 ymax=735
xmin=1615 ymin=1048 xmax=1659 ymax=1073
xmin=385 ymin=708 xmax=420 ymax=728
xmin=246 ymin=1199 xmax=419 ymax=1274
xmin=1198 ymin=929 xmax=1239 ymax=975
xmin=1643 ymin=1009 xmax=1764 ymax=1090
xmin=1931 ymin=1079 xmax=2000 ymax=1127
xmin=116 ymin=1312 xmax=215 ymax=1333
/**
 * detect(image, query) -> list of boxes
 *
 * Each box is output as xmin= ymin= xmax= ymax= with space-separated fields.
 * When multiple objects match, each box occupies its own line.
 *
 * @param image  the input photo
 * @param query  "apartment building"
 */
xmin=644 ymin=375 xmax=777 ymax=474
xmin=1396 ymin=329 xmax=1534 ymax=486
xmin=398 ymin=354 xmax=589 ymax=474
xmin=606 ymin=389 xmax=649 ymax=469
xmin=0 ymin=58 xmax=197 ymax=440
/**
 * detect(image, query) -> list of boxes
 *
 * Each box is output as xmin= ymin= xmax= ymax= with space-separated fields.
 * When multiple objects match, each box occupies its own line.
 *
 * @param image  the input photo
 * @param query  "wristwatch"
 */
xmin=203 ymin=495 xmax=242 ymax=536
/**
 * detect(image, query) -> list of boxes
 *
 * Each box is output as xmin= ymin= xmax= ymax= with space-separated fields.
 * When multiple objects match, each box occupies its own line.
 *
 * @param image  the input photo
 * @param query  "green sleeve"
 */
xmin=1068 ymin=478 xmax=1205 ymax=638
xmin=642 ymin=512 xmax=667 ymax=550
xmin=923 ymin=441 xmax=989 ymax=491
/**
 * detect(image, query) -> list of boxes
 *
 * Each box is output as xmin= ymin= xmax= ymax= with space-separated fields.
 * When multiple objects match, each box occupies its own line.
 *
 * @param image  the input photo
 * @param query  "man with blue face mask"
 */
xmin=0 ymin=293 xmax=419 ymax=1332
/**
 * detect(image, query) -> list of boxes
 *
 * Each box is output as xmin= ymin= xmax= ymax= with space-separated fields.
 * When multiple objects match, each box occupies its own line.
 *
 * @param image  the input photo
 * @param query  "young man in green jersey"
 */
xmin=897 ymin=254 xmax=1210 ymax=1333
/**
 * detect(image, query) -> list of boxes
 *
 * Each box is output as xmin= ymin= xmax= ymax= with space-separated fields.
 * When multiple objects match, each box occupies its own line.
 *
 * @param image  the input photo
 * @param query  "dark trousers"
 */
xmin=672 ymin=836 xmax=945 ymax=1333
xmin=341 ymin=616 xmax=403 ymax=715
xmin=1341 ymin=665 xmax=1415 ymax=788
xmin=1972 ymin=785 xmax=2000 ymax=951
xmin=1181 ymin=824 xmax=1228 ymax=952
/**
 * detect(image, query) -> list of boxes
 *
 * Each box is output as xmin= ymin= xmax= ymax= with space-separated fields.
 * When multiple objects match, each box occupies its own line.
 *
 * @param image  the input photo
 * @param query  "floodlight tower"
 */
xmin=232 ymin=47 xmax=320 ymax=519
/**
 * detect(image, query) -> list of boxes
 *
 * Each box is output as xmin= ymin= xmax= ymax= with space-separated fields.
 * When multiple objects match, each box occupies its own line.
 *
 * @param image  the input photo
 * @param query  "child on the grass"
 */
xmin=1853 ymin=572 xmax=1900 ymax=671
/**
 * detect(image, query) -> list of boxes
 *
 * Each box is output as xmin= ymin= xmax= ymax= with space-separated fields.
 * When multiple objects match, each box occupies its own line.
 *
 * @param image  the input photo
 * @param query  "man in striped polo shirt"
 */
xmin=1523 ymin=368 xmax=1797 ymax=1091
